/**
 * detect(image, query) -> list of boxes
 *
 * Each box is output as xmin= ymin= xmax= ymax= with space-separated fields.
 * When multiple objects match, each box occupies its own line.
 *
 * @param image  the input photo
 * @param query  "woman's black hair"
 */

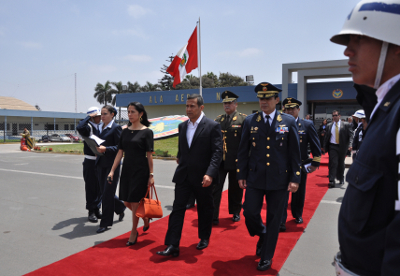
xmin=127 ymin=102 xmax=151 ymax=127
xmin=102 ymin=105 xmax=117 ymax=118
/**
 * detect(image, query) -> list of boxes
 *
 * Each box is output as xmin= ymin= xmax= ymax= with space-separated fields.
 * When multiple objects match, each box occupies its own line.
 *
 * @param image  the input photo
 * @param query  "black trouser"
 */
xmin=328 ymin=144 xmax=346 ymax=182
xmin=82 ymin=158 xmax=101 ymax=212
xmin=243 ymin=187 xmax=287 ymax=260
xmin=165 ymin=179 xmax=214 ymax=247
xmin=97 ymin=165 xmax=126 ymax=227
xmin=281 ymin=172 xmax=308 ymax=223
xmin=212 ymin=168 xmax=243 ymax=219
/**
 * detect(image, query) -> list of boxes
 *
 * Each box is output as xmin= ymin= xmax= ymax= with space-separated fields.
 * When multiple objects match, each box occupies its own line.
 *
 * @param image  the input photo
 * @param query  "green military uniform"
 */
xmin=21 ymin=130 xmax=33 ymax=149
xmin=212 ymin=91 xmax=246 ymax=224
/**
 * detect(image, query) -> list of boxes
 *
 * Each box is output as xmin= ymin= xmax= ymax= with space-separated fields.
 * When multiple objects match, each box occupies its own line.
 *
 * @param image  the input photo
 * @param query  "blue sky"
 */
xmin=0 ymin=0 xmax=358 ymax=113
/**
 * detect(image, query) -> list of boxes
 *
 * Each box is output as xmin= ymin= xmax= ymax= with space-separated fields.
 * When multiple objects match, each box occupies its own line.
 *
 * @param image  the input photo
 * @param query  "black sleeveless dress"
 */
xmin=118 ymin=128 xmax=154 ymax=202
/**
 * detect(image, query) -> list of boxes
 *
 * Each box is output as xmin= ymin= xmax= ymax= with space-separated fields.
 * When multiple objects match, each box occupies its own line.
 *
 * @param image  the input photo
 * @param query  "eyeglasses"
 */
xmin=332 ymin=114 xmax=339 ymax=117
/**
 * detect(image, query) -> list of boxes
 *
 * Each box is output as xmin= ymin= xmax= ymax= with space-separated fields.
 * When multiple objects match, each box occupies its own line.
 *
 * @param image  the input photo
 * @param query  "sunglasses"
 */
xmin=332 ymin=114 xmax=339 ymax=117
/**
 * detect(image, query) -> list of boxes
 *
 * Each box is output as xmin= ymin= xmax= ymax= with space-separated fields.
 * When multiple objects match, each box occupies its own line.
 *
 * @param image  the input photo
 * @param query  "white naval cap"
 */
xmin=87 ymin=106 xmax=101 ymax=116
xmin=352 ymin=109 xmax=365 ymax=119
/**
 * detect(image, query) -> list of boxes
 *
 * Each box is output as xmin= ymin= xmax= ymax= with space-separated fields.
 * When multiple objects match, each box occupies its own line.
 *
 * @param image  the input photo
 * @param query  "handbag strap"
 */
xmin=143 ymin=186 xmax=159 ymax=201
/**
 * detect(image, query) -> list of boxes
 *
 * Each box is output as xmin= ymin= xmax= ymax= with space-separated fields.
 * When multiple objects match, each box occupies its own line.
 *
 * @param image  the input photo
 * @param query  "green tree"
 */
xmin=159 ymin=55 xmax=175 ymax=91
xmin=218 ymin=72 xmax=249 ymax=87
xmin=110 ymin=81 xmax=130 ymax=106
xmin=127 ymin=81 xmax=141 ymax=93
xmin=94 ymin=81 xmax=112 ymax=105
xmin=141 ymin=81 xmax=161 ymax=92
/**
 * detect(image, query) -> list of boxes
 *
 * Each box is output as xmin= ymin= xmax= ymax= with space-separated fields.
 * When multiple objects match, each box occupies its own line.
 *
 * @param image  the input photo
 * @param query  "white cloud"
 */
xmin=219 ymin=48 xmax=263 ymax=58
xmin=112 ymin=27 xmax=148 ymax=39
xmin=19 ymin=41 xmax=42 ymax=49
xmin=123 ymin=55 xmax=152 ymax=62
xmin=127 ymin=5 xmax=152 ymax=19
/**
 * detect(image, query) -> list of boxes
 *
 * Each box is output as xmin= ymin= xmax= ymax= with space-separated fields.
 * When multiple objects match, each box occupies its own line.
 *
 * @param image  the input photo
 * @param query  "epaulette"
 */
xmin=239 ymin=113 xmax=247 ymax=116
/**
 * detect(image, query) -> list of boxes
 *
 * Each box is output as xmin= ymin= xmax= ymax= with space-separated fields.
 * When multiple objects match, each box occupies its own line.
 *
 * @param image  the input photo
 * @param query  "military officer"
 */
xmin=280 ymin=97 xmax=321 ymax=231
xmin=237 ymin=82 xmax=301 ymax=271
xmin=213 ymin=91 xmax=246 ymax=224
xmin=351 ymin=109 xmax=366 ymax=160
xmin=331 ymin=1 xmax=400 ymax=274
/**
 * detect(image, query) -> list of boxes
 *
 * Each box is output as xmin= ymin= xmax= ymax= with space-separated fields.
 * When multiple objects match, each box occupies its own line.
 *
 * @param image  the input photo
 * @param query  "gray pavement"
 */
xmin=0 ymin=144 xmax=347 ymax=276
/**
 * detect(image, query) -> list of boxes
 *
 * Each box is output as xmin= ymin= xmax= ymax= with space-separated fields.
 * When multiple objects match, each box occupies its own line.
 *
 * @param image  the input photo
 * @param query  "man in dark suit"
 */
xmin=280 ymin=97 xmax=321 ymax=231
xmin=237 ymin=82 xmax=301 ymax=271
xmin=76 ymin=107 xmax=102 ymax=223
xmin=323 ymin=110 xmax=353 ymax=188
xmin=213 ymin=91 xmax=246 ymax=224
xmin=157 ymin=94 xmax=222 ymax=257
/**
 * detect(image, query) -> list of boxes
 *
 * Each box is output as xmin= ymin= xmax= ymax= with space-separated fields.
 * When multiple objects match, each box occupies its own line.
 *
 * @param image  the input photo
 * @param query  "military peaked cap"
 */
xmin=283 ymin=97 xmax=302 ymax=108
xmin=221 ymin=91 xmax=239 ymax=103
xmin=254 ymin=82 xmax=281 ymax=99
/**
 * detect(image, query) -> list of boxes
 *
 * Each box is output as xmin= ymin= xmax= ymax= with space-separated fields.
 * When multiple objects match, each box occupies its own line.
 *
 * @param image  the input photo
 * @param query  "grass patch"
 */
xmin=33 ymin=136 xmax=179 ymax=157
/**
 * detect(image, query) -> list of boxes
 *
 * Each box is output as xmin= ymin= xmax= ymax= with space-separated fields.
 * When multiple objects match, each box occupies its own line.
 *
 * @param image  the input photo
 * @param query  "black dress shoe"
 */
xmin=295 ymin=217 xmax=303 ymax=224
xmin=156 ymin=245 xmax=180 ymax=257
xmin=257 ymin=259 xmax=272 ymax=271
xmin=186 ymin=203 xmax=195 ymax=209
xmin=96 ymin=227 xmax=109 ymax=233
xmin=126 ymin=232 xmax=138 ymax=246
xmin=88 ymin=212 xmax=98 ymax=223
xmin=279 ymin=222 xmax=286 ymax=232
xmin=212 ymin=218 xmax=219 ymax=225
xmin=143 ymin=218 xmax=152 ymax=232
xmin=94 ymin=209 xmax=102 ymax=219
xmin=232 ymin=214 xmax=241 ymax=222
xmin=328 ymin=182 xmax=335 ymax=188
xmin=256 ymin=234 xmax=265 ymax=256
xmin=118 ymin=212 xmax=125 ymax=221
xmin=196 ymin=239 xmax=209 ymax=250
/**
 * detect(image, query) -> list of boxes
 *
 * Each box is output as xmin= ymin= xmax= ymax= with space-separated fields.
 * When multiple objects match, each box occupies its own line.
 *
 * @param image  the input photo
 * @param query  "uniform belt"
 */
xmin=84 ymin=155 xmax=97 ymax=160
xmin=334 ymin=253 xmax=360 ymax=276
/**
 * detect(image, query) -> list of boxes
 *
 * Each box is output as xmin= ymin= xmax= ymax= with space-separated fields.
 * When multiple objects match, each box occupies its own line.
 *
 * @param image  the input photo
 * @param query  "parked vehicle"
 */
xmin=65 ymin=133 xmax=81 ymax=142
xmin=49 ymin=134 xmax=71 ymax=142
xmin=40 ymin=135 xmax=49 ymax=143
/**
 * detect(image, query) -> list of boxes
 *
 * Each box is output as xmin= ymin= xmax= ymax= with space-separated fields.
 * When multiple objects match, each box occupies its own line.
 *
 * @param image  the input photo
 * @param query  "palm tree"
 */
xmin=127 ymin=81 xmax=142 ymax=93
xmin=94 ymin=81 xmax=112 ymax=105
xmin=141 ymin=81 xmax=161 ymax=92
xmin=110 ymin=81 xmax=128 ymax=106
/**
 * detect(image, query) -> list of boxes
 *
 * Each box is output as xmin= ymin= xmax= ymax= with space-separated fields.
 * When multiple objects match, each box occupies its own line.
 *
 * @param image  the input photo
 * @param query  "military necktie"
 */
xmin=226 ymin=115 xmax=230 ymax=124
xmin=335 ymin=123 xmax=339 ymax=144
xmin=265 ymin=115 xmax=271 ymax=132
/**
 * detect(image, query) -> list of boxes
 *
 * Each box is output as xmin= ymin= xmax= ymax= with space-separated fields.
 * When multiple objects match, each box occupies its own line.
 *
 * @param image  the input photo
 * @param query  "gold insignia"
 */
xmin=255 ymin=127 xmax=258 ymax=130
xmin=237 ymin=169 xmax=240 ymax=172
xmin=296 ymin=171 xmax=300 ymax=175
xmin=277 ymin=114 xmax=282 ymax=122
xmin=300 ymin=139 xmax=302 ymax=143
xmin=225 ymin=96 xmax=228 ymax=99
xmin=299 ymin=123 xmax=301 ymax=126
xmin=221 ymin=117 xmax=224 ymax=122
xmin=384 ymin=102 xmax=390 ymax=107
xmin=233 ymin=116 xmax=237 ymax=121
xmin=261 ymin=83 xmax=268 ymax=87
xmin=251 ymin=126 xmax=254 ymax=130
xmin=313 ymin=156 xmax=321 ymax=162
xmin=252 ymin=142 xmax=256 ymax=147
xmin=263 ymin=87 xmax=267 ymax=91
xmin=256 ymin=114 xmax=262 ymax=122
xmin=288 ymin=98 xmax=292 ymax=103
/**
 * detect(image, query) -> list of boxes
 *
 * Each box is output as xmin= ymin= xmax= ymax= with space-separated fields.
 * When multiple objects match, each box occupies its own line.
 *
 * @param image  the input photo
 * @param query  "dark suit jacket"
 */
xmin=237 ymin=111 xmax=301 ymax=190
xmin=323 ymin=121 xmax=353 ymax=154
xmin=297 ymin=118 xmax=321 ymax=167
xmin=172 ymin=116 xmax=223 ymax=185
xmin=76 ymin=116 xmax=98 ymax=156
xmin=95 ymin=121 xmax=122 ymax=168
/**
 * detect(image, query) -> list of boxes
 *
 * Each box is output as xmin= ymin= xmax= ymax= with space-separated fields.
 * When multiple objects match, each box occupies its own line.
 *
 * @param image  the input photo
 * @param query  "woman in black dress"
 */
xmin=108 ymin=102 xmax=154 ymax=246
xmin=318 ymin=119 xmax=328 ymax=153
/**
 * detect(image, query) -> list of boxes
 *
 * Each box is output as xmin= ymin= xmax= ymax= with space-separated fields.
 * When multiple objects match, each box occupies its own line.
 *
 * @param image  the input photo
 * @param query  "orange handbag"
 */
xmin=136 ymin=186 xmax=163 ymax=219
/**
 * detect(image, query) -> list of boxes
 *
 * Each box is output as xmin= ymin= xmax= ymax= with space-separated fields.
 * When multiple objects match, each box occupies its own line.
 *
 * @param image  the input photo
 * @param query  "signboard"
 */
xmin=148 ymin=115 xmax=189 ymax=139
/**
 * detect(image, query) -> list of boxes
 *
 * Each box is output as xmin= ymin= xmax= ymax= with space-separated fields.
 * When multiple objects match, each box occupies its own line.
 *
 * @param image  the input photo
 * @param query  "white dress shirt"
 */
xmin=187 ymin=111 xmax=204 ymax=147
xmin=98 ymin=119 xmax=114 ymax=134
xmin=263 ymin=109 xmax=276 ymax=125
xmin=371 ymin=73 xmax=400 ymax=119
xmin=330 ymin=120 xmax=340 ymax=144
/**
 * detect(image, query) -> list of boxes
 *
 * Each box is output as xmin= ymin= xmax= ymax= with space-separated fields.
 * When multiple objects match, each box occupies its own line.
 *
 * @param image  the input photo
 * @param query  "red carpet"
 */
xmin=26 ymin=166 xmax=329 ymax=276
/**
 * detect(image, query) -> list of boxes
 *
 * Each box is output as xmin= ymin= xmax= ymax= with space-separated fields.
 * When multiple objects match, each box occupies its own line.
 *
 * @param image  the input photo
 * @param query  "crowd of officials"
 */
xmin=75 ymin=0 xmax=400 ymax=273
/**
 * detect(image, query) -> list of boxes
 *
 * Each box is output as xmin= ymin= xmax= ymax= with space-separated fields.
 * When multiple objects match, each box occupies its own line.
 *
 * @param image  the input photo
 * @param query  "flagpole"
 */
xmin=198 ymin=17 xmax=202 ymax=96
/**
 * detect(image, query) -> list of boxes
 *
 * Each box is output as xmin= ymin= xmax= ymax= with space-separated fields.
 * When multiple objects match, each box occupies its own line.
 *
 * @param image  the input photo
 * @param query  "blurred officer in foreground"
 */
xmin=351 ymin=109 xmax=366 ymax=160
xmin=331 ymin=0 xmax=400 ymax=275
xmin=280 ymin=98 xmax=321 ymax=231
xmin=213 ymin=91 xmax=246 ymax=224
xmin=76 ymin=107 xmax=102 ymax=223
xmin=237 ymin=82 xmax=301 ymax=271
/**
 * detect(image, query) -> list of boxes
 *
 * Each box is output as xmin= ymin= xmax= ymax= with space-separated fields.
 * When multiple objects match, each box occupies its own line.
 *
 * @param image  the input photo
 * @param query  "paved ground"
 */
xmin=0 ymin=144 xmax=347 ymax=276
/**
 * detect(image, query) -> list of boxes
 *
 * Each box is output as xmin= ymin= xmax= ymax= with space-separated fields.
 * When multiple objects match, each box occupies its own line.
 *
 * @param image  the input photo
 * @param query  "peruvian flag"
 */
xmin=167 ymin=27 xmax=198 ymax=88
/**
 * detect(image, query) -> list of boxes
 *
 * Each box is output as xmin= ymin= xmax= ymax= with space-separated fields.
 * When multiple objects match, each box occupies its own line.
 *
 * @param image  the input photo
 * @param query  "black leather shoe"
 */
xmin=328 ymin=182 xmax=335 ymax=188
xmin=279 ymin=222 xmax=286 ymax=232
xmin=118 ymin=212 xmax=125 ymax=221
xmin=143 ymin=218 xmax=152 ymax=232
xmin=88 ymin=212 xmax=98 ymax=223
xmin=212 ymin=218 xmax=219 ymax=225
xmin=256 ymin=234 xmax=265 ymax=256
xmin=126 ymin=232 xmax=138 ymax=246
xmin=196 ymin=239 xmax=209 ymax=250
xmin=232 ymin=214 xmax=241 ymax=222
xmin=156 ymin=245 xmax=180 ymax=257
xmin=94 ymin=209 xmax=102 ymax=219
xmin=186 ymin=203 xmax=195 ymax=209
xmin=96 ymin=227 xmax=109 ymax=233
xmin=295 ymin=217 xmax=303 ymax=224
xmin=257 ymin=259 xmax=272 ymax=271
